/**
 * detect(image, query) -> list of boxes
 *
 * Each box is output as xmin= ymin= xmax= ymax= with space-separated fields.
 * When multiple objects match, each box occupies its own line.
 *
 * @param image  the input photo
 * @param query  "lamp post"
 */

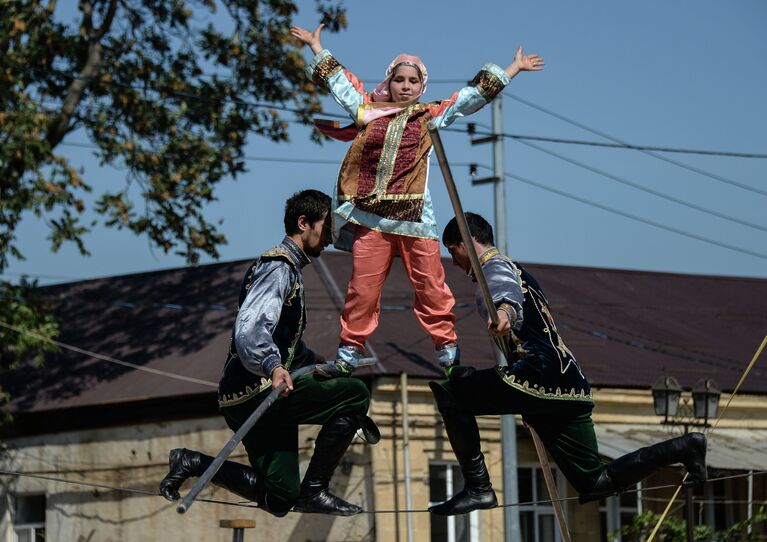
xmin=651 ymin=377 xmax=721 ymax=542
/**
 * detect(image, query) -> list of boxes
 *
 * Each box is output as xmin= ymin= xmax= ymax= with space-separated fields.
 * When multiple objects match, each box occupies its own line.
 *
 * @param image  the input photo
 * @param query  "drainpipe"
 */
xmin=401 ymin=372 xmax=413 ymax=542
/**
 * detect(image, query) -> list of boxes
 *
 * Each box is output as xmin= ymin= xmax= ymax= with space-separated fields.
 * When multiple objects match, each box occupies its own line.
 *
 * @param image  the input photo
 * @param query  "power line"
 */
xmin=493 ymin=166 xmax=767 ymax=261
xmin=22 ymin=71 xmax=767 ymax=160
xmin=0 ymin=320 xmax=218 ymax=388
xmin=500 ymin=133 xmax=767 ymax=159
xmin=17 ymin=142 xmax=767 ymax=269
xmin=507 ymin=137 xmax=767 ymax=234
xmin=503 ymin=91 xmax=767 ymax=199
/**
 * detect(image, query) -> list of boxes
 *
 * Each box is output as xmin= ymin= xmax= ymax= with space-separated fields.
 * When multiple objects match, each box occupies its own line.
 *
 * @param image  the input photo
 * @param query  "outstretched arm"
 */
xmin=292 ymin=23 xmax=368 ymax=121
xmin=504 ymin=45 xmax=545 ymax=80
xmin=429 ymin=46 xmax=544 ymax=129
xmin=290 ymin=23 xmax=325 ymax=55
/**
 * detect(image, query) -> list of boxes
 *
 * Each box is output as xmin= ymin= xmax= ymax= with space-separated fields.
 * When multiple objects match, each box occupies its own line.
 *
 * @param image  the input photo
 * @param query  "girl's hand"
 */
xmin=290 ymin=23 xmax=325 ymax=55
xmin=504 ymin=45 xmax=544 ymax=79
xmin=514 ymin=45 xmax=544 ymax=72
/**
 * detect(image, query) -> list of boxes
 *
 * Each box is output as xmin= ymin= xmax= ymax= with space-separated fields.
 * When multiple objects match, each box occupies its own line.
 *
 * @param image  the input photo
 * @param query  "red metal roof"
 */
xmin=4 ymin=252 xmax=766 ymax=418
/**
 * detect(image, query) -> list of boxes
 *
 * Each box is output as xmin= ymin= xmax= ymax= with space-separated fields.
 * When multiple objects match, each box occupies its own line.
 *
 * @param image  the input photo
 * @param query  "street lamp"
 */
xmin=652 ymin=376 xmax=682 ymax=421
xmin=692 ymin=379 xmax=721 ymax=424
xmin=650 ymin=376 xmax=721 ymax=542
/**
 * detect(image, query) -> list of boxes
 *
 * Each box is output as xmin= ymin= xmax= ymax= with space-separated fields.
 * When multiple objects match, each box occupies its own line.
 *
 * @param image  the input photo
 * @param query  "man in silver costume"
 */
xmin=160 ymin=189 xmax=376 ymax=517
xmin=429 ymin=212 xmax=706 ymax=516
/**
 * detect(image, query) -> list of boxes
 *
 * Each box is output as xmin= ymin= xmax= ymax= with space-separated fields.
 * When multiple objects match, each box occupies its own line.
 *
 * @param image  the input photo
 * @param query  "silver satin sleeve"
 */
xmin=476 ymin=259 xmax=525 ymax=331
xmin=233 ymin=259 xmax=294 ymax=378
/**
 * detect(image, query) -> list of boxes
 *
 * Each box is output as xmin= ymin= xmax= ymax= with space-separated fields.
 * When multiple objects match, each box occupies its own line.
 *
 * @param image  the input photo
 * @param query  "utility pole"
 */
xmin=469 ymin=96 xmax=521 ymax=542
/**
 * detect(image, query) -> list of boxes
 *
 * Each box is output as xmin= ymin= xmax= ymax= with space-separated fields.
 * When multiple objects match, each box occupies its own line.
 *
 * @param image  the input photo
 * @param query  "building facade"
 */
xmin=2 ymin=254 xmax=766 ymax=541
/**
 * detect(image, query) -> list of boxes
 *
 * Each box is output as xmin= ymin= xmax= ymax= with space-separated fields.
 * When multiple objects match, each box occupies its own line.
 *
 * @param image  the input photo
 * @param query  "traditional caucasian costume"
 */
xmin=428 ymin=236 xmax=707 ymax=516
xmin=306 ymin=49 xmax=512 ymax=370
xmin=161 ymin=238 xmax=375 ymax=517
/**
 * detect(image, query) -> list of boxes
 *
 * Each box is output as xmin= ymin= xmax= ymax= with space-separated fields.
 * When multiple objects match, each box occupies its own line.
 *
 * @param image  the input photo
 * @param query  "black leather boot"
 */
xmin=579 ymin=432 xmax=707 ymax=503
xmin=428 ymin=382 xmax=498 ymax=516
xmin=293 ymin=415 xmax=366 ymax=516
xmin=159 ymin=448 xmax=269 ymax=510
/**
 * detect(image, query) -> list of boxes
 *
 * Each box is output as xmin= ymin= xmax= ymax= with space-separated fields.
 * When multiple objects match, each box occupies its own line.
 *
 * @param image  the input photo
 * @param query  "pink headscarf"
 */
xmin=369 ymin=54 xmax=428 ymax=103
xmin=318 ymin=54 xmax=428 ymax=141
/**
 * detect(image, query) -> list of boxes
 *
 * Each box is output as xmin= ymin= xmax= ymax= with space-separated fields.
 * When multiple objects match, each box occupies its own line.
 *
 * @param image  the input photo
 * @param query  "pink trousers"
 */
xmin=340 ymin=226 xmax=458 ymax=350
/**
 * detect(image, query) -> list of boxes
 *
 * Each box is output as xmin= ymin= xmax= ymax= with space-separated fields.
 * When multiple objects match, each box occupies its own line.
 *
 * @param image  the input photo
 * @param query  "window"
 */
xmin=12 ymin=494 xmax=46 ymax=542
xmin=599 ymin=484 xmax=640 ymax=542
xmin=518 ymin=466 xmax=562 ymax=542
xmin=429 ymin=462 xmax=480 ymax=542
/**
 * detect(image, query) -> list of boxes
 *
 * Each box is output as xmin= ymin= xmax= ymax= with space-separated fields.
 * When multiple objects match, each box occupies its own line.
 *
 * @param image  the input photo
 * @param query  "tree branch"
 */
xmin=46 ymin=0 xmax=117 ymax=148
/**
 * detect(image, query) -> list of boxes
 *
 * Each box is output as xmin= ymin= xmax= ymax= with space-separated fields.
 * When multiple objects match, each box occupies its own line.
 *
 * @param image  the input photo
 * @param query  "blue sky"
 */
xmin=7 ymin=0 xmax=767 ymax=284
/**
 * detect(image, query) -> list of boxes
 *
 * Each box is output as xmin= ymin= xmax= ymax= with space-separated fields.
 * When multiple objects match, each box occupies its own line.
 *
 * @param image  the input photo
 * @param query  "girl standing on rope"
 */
xmin=291 ymin=23 xmax=544 ymax=372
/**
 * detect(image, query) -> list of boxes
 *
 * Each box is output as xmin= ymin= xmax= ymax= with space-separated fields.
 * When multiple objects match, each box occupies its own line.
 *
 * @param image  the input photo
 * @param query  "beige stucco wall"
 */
xmin=2 ymin=380 xmax=765 ymax=541
xmin=1 ymin=416 xmax=375 ymax=542
xmin=370 ymin=377 xmax=767 ymax=542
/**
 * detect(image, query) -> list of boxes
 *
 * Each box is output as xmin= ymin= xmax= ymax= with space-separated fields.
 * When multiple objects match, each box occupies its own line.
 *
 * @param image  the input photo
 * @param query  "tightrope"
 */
xmin=1 ymin=468 xmax=764 ymax=515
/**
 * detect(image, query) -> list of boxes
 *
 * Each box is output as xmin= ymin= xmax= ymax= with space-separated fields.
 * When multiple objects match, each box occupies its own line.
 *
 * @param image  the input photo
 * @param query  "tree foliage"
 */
xmin=618 ymin=507 xmax=767 ymax=542
xmin=0 ymin=0 xmax=345 ymax=402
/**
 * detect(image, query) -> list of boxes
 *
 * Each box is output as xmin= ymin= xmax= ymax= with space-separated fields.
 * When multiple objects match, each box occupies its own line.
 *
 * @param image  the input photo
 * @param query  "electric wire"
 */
xmin=0 ymin=320 xmax=218 ymax=388
xmin=507 ymin=136 xmax=767 ymax=234
xmin=19 ymin=71 xmax=767 ymax=161
xmin=503 ymin=91 xmax=767 ymax=198
xmin=12 ymin=87 xmax=766 ymax=263
xmin=494 ymin=166 xmax=767 ymax=261
xmin=46 ymin=142 xmax=767 ymax=263
xmin=0 ymin=468 xmax=763 ymax=514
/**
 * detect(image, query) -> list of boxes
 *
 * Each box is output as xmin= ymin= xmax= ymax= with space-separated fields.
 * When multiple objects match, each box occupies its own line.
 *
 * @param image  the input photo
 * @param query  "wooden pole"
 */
xmin=526 ymin=423 xmax=572 ymax=542
xmin=178 ymin=359 xmax=376 ymax=514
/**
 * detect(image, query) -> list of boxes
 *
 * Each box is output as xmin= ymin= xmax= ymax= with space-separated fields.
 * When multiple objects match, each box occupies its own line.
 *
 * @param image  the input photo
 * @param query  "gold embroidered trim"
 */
xmin=354 ymin=198 xmax=423 ymax=222
xmin=261 ymin=246 xmax=297 ymax=266
xmin=495 ymin=366 xmax=593 ymax=402
xmin=374 ymin=106 xmax=415 ymax=196
xmin=339 ymin=193 xmax=424 ymax=202
xmin=283 ymin=279 xmax=304 ymax=371
xmin=218 ymin=379 xmax=272 ymax=407
xmin=479 ymin=247 xmax=500 ymax=265
xmin=312 ymin=55 xmax=342 ymax=89
xmin=470 ymin=69 xmax=505 ymax=102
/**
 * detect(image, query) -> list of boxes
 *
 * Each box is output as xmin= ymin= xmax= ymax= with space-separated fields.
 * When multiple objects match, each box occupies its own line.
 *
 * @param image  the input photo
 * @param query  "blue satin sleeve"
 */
xmin=233 ymin=259 xmax=294 ymax=377
xmin=430 ymin=63 xmax=511 ymax=129
xmin=306 ymin=49 xmax=364 ymax=121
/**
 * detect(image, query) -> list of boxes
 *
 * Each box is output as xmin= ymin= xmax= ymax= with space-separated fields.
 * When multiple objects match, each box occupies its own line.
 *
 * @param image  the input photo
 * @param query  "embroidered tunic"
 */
xmin=475 ymin=248 xmax=593 ymax=403
xmin=306 ymin=50 xmax=512 ymax=249
xmin=218 ymin=238 xmax=317 ymax=407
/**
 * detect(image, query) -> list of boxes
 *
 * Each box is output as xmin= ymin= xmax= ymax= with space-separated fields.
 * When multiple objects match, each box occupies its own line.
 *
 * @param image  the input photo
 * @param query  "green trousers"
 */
xmin=437 ymin=368 xmax=604 ymax=494
xmin=221 ymin=374 xmax=370 ymax=513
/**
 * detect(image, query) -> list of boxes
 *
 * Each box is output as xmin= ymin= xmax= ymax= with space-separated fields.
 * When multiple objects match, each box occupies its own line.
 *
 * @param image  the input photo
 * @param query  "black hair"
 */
xmin=441 ymin=212 xmax=495 ymax=247
xmin=284 ymin=189 xmax=331 ymax=235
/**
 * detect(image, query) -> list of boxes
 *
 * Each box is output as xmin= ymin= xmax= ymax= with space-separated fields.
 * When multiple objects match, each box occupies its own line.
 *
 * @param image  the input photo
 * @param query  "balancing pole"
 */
xmin=177 ymin=359 xmax=376 ymax=514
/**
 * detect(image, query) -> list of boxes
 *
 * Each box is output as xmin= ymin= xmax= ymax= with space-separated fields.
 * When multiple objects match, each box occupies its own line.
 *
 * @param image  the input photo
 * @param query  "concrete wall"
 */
xmin=369 ymin=378 xmax=767 ymax=542
xmin=2 ymin=381 xmax=766 ymax=541
xmin=1 ymin=416 xmax=375 ymax=542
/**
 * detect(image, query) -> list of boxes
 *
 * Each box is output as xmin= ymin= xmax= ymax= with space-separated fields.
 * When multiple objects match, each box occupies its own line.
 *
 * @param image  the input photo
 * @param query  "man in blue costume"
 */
xmin=429 ymin=212 xmax=707 ymax=516
xmin=160 ymin=189 xmax=377 ymax=517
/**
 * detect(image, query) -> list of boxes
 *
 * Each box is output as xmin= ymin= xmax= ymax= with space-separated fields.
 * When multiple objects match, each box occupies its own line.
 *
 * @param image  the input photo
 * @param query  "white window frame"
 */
xmin=599 ymin=482 xmax=641 ymax=542
xmin=428 ymin=460 xmax=481 ymax=542
xmin=517 ymin=464 xmax=564 ymax=542
xmin=11 ymin=493 xmax=46 ymax=542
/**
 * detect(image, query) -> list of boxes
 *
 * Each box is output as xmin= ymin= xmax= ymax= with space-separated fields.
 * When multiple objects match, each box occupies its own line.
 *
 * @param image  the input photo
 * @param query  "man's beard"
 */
xmin=305 ymin=245 xmax=324 ymax=258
